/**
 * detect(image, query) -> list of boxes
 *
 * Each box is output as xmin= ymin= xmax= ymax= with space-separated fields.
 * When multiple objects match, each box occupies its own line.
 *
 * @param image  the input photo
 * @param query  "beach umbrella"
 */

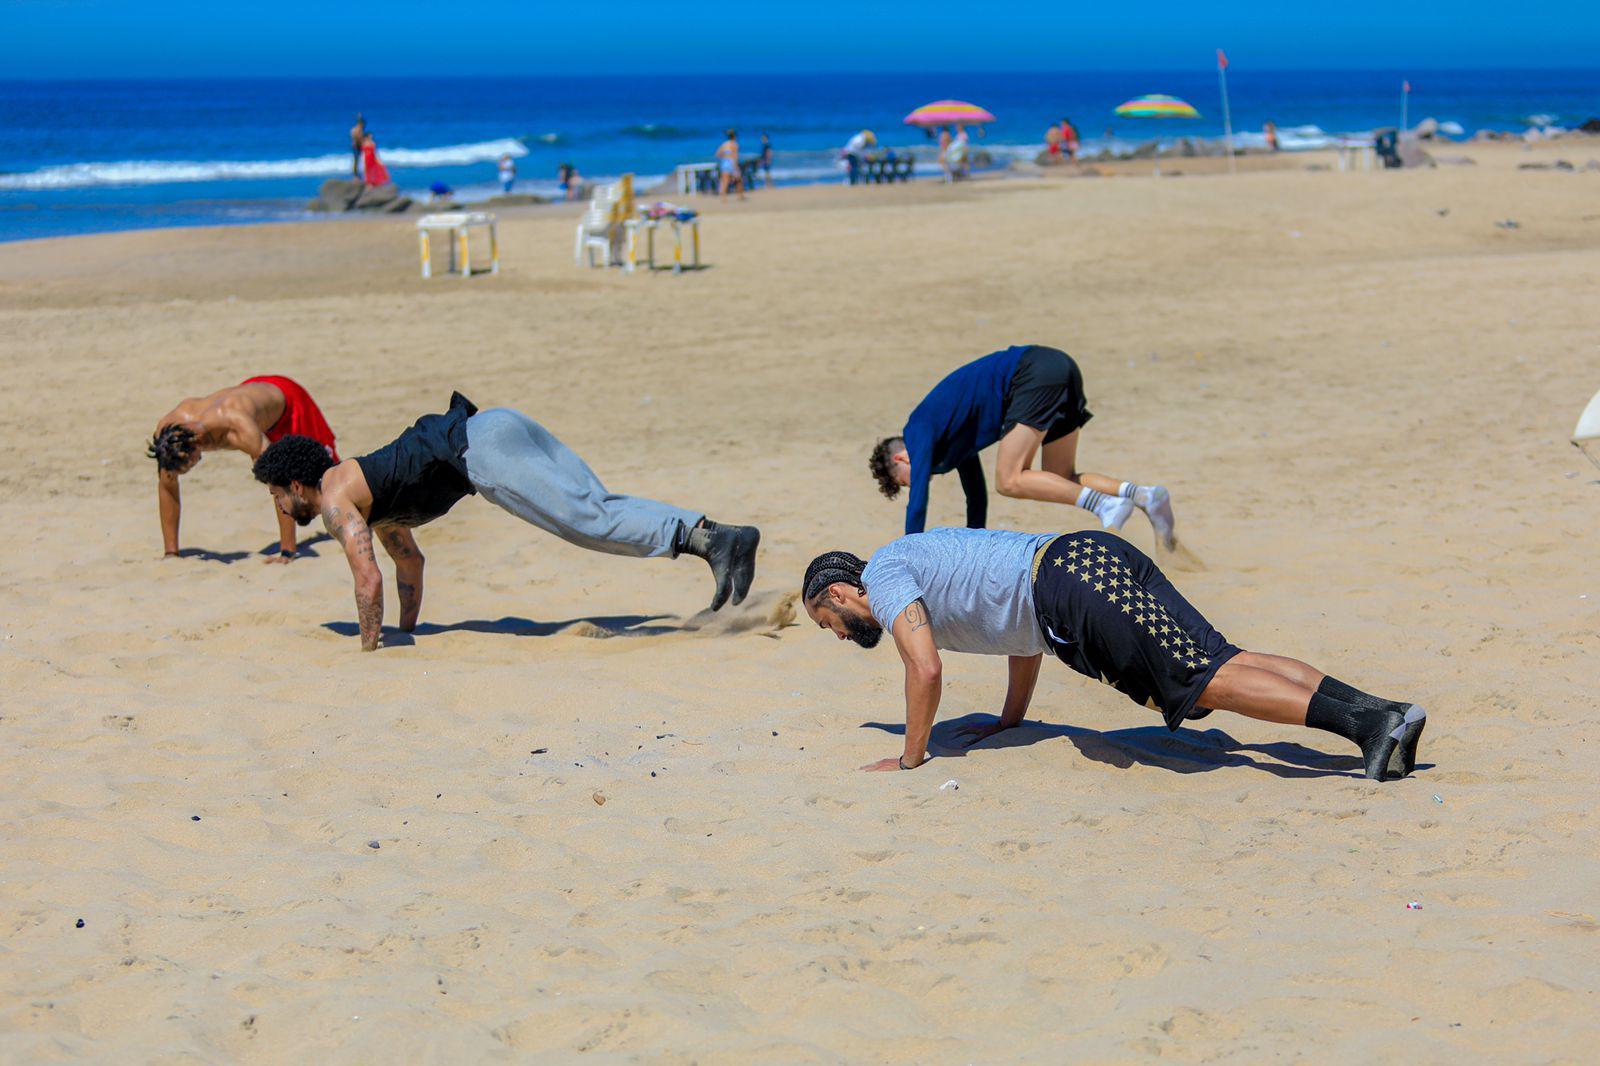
xmin=1114 ymin=94 xmax=1200 ymax=174
xmin=904 ymin=100 xmax=996 ymax=127
xmin=1574 ymin=387 xmax=1600 ymax=469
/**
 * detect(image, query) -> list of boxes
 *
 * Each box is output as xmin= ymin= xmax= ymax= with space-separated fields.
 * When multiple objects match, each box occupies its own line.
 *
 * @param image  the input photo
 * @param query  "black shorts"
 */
xmin=1031 ymin=531 xmax=1239 ymax=729
xmin=1002 ymin=346 xmax=1092 ymax=443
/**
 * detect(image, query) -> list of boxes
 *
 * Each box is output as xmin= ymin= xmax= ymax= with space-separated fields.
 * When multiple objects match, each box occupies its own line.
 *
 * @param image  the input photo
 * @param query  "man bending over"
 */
xmin=802 ymin=528 xmax=1426 ymax=780
xmin=869 ymin=344 xmax=1176 ymax=549
xmin=253 ymin=392 xmax=760 ymax=650
xmin=150 ymin=376 xmax=339 ymax=561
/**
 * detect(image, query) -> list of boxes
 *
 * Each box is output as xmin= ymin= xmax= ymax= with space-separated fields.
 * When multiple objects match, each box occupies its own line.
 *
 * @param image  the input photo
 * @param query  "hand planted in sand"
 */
xmin=862 ymin=757 xmax=907 ymax=772
xmin=263 ymin=553 xmax=296 ymax=565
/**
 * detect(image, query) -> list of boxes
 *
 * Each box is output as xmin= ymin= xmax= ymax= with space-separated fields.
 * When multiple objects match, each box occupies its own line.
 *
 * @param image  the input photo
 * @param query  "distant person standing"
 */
xmin=938 ymin=126 xmax=953 ymax=181
xmin=349 ymin=114 xmax=366 ymax=177
xmin=1045 ymin=123 xmax=1063 ymax=161
xmin=1264 ymin=120 xmax=1281 ymax=152
xmin=1059 ymin=117 xmax=1080 ymax=162
xmin=759 ymin=133 xmax=774 ymax=187
xmin=360 ymin=133 xmax=390 ymax=186
xmin=842 ymin=129 xmax=875 ymax=185
xmin=949 ymin=126 xmax=971 ymax=179
xmin=716 ymin=129 xmax=745 ymax=199
xmin=498 ymin=154 xmax=516 ymax=193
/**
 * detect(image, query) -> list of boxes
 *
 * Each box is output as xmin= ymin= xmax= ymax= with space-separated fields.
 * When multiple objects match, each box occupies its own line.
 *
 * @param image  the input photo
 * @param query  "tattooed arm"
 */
xmin=322 ymin=496 xmax=384 ymax=651
xmin=377 ymin=527 xmax=425 ymax=632
xmin=875 ymin=598 xmax=942 ymax=770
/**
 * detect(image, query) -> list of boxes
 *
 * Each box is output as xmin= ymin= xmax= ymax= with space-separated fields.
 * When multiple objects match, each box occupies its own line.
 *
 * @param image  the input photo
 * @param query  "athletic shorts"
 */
xmin=1031 ymin=531 xmax=1239 ymax=730
xmin=1002 ymin=345 xmax=1092 ymax=443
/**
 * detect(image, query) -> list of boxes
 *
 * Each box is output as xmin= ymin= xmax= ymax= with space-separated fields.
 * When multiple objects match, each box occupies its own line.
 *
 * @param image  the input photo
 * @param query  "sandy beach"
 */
xmin=2 ymin=139 xmax=1598 ymax=1061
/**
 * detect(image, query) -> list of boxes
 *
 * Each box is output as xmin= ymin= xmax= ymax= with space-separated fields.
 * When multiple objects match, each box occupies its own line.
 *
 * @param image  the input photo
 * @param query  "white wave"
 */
xmin=0 ymin=138 xmax=529 ymax=191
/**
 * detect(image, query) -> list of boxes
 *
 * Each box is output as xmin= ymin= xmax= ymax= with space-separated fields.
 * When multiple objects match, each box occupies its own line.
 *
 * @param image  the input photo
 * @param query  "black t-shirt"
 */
xmin=356 ymin=392 xmax=478 ymax=528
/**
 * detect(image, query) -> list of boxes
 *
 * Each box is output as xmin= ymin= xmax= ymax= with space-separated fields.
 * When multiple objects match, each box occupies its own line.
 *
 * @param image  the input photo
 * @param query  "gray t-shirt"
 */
xmin=862 ymin=528 xmax=1052 ymax=656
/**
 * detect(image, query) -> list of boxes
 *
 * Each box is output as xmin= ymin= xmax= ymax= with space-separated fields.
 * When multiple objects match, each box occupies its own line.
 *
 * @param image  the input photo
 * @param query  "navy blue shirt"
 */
xmin=901 ymin=345 xmax=1026 ymax=534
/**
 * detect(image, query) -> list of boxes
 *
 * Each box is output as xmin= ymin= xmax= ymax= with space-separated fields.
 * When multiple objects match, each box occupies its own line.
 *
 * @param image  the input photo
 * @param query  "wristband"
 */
xmin=898 ymin=756 xmax=911 ymax=770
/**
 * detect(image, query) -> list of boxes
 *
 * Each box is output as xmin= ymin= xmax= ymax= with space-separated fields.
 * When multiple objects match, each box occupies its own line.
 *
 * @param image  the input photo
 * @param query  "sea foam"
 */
xmin=0 ymin=138 xmax=529 ymax=191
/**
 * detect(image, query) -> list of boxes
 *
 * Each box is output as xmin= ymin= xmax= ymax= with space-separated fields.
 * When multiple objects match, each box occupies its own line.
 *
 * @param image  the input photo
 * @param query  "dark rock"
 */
xmin=1129 ymin=140 xmax=1159 ymax=160
xmin=1578 ymin=118 xmax=1600 ymax=135
xmin=353 ymin=182 xmax=399 ymax=210
xmin=308 ymin=178 xmax=363 ymax=212
xmin=75 ymin=918 xmax=85 ymax=928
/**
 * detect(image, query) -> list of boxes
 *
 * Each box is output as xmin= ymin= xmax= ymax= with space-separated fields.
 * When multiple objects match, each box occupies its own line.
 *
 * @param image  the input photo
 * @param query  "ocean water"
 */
xmin=2 ymin=70 xmax=1597 ymax=243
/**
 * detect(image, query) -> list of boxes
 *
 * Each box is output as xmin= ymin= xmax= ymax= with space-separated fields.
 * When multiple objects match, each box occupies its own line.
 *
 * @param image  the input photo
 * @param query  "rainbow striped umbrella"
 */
xmin=904 ymin=100 xmax=996 ymax=127
xmin=1114 ymin=94 xmax=1200 ymax=119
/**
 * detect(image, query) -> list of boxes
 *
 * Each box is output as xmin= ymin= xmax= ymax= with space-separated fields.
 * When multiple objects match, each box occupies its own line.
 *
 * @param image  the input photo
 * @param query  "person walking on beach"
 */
xmin=498 ymin=154 xmax=517 ymax=193
xmin=558 ymin=162 xmax=583 ymax=200
xmin=150 ymin=377 xmax=339 ymax=562
xmin=759 ymin=133 xmax=774 ymax=187
xmin=801 ymin=530 xmax=1427 ymax=780
xmin=869 ymin=344 xmax=1176 ymax=548
xmin=253 ymin=393 xmax=761 ymax=651
xmin=716 ymin=129 xmax=744 ymax=199
xmin=937 ymin=127 xmax=953 ymax=181
xmin=1264 ymin=121 xmax=1281 ymax=152
xmin=349 ymin=114 xmax=366 ymax=177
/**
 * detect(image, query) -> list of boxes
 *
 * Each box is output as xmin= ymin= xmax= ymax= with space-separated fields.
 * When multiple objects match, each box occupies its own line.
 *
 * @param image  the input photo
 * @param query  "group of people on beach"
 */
xmin=151 ymin=341 xmax=1427 ymax=784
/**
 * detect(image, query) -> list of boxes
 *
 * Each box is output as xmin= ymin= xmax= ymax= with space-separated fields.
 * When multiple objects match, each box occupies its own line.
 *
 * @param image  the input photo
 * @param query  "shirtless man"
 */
xmin=869 ymin=344 xmax=1176 ymax=549
xmin=149 ymin=376 xmax=339 ymax=561
xmin=252 ymin=392 xmax=760 ymax=651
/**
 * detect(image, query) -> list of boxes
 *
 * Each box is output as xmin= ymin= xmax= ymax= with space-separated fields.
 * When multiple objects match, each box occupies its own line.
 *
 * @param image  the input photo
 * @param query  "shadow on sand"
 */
xmin=860 ymin=713 xmax=1431 ymax=780
xmin=321 ymin=614 xmax=679 ymax=644
xmin=258 ymin=532 xmax=333 ymax=558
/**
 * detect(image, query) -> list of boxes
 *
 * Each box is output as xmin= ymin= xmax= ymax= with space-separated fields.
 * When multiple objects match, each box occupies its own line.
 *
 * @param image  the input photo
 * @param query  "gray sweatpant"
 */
xmin=463 ymin=408 xmax=701 ymax=558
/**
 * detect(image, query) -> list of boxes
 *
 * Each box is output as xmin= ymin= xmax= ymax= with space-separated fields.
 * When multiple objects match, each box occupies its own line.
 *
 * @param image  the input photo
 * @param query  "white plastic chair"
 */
xmin=573 ymin=182 xmax=623 ymax=267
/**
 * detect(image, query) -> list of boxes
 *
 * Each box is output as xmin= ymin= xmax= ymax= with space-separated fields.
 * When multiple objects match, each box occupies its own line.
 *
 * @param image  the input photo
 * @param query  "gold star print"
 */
xmin=1052 ymin=556 xmax=1065 ymax=567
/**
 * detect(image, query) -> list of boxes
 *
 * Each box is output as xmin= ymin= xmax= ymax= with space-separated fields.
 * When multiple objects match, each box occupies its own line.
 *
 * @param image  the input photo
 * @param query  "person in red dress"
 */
xmin=360 ymin=133 xmax=391 ymax=186
xmin=149 ymin=377 xmax=339 ymax=562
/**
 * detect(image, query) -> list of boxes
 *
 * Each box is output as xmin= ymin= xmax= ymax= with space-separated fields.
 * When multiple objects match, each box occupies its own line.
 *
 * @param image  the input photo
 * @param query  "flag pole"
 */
xmin=1401 ymin=78 xmax=1410 ymax=132
xmin=1217 ymin=49 xmax=1235 ymax=174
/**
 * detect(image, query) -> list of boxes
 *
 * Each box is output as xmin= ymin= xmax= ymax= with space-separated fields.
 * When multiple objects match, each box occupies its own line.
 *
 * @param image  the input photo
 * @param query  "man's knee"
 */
xmin=995 ymin=472 xmax=1026 ymax=499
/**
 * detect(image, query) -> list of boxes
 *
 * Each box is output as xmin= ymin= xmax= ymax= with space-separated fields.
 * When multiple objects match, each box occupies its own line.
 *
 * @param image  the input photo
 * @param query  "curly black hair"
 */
xmin=802 ymin=550 xmax=867 ymax=605
xmin=252 ymin=434 xmax=336 ymax=488
xmin=148 ymin=424 xmax=199 ymax=471
xmin=868 ymin=437 xmax=904 ymax=499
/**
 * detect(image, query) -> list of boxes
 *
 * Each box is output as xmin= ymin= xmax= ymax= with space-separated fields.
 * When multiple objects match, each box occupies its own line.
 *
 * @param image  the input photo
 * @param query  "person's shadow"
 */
xmin=862 ymin=713 xmax=1429 ymax=780
xmin=256 ymin=532 xmax=333 ymax=559
xmin=320 ymin=613 xmax=679 ymax=646
xmin=169 ymin=547 xmax=252 ymax=564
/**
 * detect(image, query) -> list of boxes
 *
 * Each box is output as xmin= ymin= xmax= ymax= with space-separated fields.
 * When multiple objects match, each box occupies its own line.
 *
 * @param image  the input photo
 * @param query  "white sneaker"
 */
xmin=1095 ymin=495 xmax=1136 ymax=531
xmin=1133 ymin=485 xmax=1176 ymax=549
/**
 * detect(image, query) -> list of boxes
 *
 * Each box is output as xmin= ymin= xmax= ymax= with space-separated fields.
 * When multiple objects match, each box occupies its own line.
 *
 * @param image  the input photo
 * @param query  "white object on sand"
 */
xmin=939 ymin=779 xmax=960 ymax=791
xmin=417 ymin=211 xmax=498 ymax=279
xmin=1574 ymin=388 xmax=1600 ymax=469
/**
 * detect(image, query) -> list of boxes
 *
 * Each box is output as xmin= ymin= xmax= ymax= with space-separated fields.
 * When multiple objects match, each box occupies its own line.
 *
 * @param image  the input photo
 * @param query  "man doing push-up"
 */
xmin=802 ymin=527 xmax=1426 ymax=780
xmin=253 ymin=392 xmax=760 ymax=650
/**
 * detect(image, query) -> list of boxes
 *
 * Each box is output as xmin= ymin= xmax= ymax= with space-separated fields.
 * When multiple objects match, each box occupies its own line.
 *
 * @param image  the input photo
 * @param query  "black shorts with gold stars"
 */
xmin=1031 ymin=530 xmax=1239 ymax=730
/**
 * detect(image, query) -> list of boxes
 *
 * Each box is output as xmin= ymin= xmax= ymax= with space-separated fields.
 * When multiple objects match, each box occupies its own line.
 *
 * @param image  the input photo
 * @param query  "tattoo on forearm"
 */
xmin=357 ymin=588 xmax=382 ymax=649
xmin=905 ymin=601 xmax=929 ymax=632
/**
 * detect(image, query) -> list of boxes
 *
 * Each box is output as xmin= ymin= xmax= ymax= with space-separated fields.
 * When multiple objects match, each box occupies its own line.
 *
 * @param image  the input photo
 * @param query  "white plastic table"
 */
xmin=1334 ymin=140 xmax=1376 ymax=172
xmin=624 ymin=215 xmax=701 ymax=274
xmin=416 ymin=211 xmax=498 ymax=279
xmin=674 ymin=163 xmax=718 ymax=196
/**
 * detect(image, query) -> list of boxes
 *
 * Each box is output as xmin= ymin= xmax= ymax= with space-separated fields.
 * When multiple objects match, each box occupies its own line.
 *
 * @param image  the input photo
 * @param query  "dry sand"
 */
xmin=1 ymin=140 xmax=1598 ymax=1062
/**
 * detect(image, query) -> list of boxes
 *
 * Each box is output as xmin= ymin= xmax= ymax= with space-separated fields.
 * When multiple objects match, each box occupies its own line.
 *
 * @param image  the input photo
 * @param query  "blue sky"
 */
xmin=9 ymin=0 xmax=1597 ymax=76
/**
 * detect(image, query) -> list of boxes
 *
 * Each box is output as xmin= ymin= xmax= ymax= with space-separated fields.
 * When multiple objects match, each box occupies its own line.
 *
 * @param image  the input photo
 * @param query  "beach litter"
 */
xmin=592 ymin=790 xmax=607 ymax=806
xmin=75 ymin=918 xmax=85 ymax=928
xmin=367 ymin=840 xmax=380 ymax=850
xmin=1495 ymin=219 xmax=1520 ymax=229
xmin=1433 ymin=795 xmax=1444 ymax=804
xmin=939 ymin=780 xmax=960 ymax=791
xmin=1406 ymin=900 xmax=1423 ymax=910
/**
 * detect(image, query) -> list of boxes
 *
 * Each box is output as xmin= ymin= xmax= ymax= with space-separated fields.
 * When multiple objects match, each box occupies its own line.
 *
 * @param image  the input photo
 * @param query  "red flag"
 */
xmin=1217 ymin=49 xmax=1229 ymax=70
xmin=1403 ymin=79 xmax=1411 ymax=93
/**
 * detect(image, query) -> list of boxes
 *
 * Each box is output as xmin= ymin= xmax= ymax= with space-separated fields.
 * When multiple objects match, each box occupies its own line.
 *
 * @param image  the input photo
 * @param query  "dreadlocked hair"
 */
xmin=803 ymin=551 xmax=867 ymax=605
xmin=868 ymin=437 xmax=904 ymax=499
xmin=148 ymin=424 xmax=199 ymax=471
xmin=252 ymin=434 xmax=336 ymax=488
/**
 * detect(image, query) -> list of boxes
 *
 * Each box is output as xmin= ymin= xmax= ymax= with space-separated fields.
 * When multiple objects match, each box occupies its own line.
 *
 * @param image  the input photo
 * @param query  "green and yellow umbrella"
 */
xmin=1113 ymin=94 xmax=1200 ymax=173
xmin=1114 ymin=94 xmax=1201 ymax=119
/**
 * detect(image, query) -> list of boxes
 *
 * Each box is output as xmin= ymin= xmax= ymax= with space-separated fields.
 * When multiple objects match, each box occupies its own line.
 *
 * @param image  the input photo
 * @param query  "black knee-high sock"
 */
xmin=1317 ymin=676 xmax=1407 ymax=714
xmin=1305 ymin=692 xmax=1376 ymax=744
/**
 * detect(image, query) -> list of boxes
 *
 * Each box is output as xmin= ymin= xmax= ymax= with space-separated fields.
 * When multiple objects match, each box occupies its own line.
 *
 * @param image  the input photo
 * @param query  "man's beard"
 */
xmin=840 ymin=606 xmax=883 ymax=649
xmin=287 ymin=496 xmax=318 ymax=526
